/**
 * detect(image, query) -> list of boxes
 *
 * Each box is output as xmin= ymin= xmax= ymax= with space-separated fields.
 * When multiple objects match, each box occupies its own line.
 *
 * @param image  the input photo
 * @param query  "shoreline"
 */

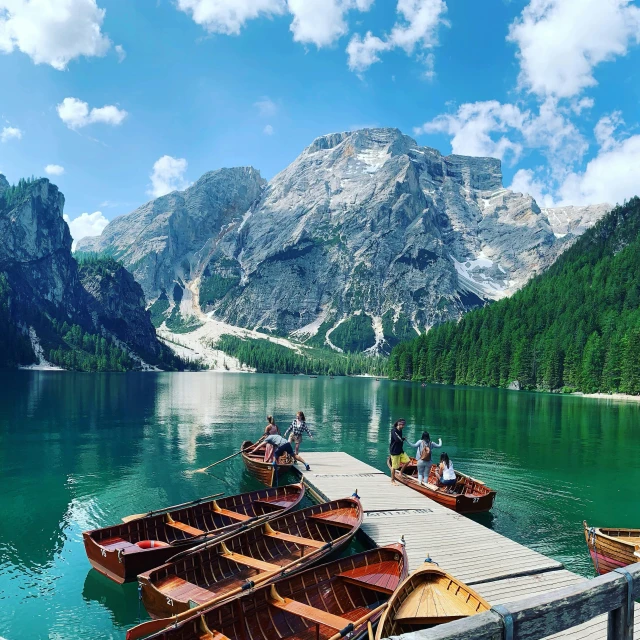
xmin=571 ymin=391 xmax=640 ymax=403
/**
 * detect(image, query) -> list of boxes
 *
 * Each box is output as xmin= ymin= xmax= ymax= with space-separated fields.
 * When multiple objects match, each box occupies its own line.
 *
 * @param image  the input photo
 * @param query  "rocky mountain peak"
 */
xmin=0 ymin=174 xmax=9 ymax=195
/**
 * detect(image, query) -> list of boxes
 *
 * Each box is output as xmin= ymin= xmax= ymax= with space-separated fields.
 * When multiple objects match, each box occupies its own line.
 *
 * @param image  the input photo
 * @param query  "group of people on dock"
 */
xmin=390 ymin=418 xmax=455 ymax=488
xmin=248 ymin=411 xmax=313 ymax=471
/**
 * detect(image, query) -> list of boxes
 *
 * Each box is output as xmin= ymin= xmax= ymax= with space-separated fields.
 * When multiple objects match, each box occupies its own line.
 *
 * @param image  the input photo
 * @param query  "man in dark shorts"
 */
xmin=264 ymin=433 xmax=311 ymax=471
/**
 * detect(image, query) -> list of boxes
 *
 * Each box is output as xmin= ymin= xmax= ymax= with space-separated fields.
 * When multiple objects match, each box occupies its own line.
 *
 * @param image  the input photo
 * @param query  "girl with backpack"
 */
xmin=409 ymin=431 xmax=442 ymax=486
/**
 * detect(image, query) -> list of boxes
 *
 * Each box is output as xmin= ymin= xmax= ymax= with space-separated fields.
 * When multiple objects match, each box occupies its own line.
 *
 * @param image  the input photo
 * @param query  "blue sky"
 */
xmin=2 ymin=0 xmax=640 ymax=242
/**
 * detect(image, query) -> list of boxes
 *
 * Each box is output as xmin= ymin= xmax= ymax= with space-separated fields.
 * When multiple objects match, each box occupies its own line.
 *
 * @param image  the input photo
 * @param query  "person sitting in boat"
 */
xmin=390 ymin=419 xmax=410 ymax=485
xmin=262 ymin=416 xmax=280 ymax=462
xmin=408 ymin=431 xmax=442 ymax=486
xmin=435 ymin=453 xmax=457 ymax=491
xmin=262 ymin=432 xmax=311 ymax=471
xmin=284 ymin=411 xmax=313 ymax=455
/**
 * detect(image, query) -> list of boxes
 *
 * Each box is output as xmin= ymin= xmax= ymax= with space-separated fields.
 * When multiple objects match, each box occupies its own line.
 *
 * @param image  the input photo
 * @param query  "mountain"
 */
xmin=0 ymin=176 xmax=181 ymax=370
xmin=78 ymin=128 xmax=609 ymax=353
xmin=387 ymin=197 xmax=640 ymax=395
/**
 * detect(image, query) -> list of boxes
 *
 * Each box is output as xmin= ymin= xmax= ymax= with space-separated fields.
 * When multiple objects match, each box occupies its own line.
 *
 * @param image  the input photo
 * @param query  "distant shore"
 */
xmin=571 ymin=392 xmax=640 ymax=403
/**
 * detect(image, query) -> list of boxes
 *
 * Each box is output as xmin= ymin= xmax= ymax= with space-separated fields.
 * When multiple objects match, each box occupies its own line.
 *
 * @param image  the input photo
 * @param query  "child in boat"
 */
xmin=408 ymin=431 xmax=442 ymax=486
xmin=390 ymin=419 xmax=410 ymax=485
xmin=263 ymin=416 xmax=279 ymax=462
xmin=263 ymin=432 xmax=311 ymax=471
xmin=284 ymin=411 xmax=313 ymax=454
xmin=436 ymin=452 xmax=457 ymax=490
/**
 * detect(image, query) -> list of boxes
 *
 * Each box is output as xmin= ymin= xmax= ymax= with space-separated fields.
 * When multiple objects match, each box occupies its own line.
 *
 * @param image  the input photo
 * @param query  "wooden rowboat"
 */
xmin=241 ymin=439 xmax=294 ymax=486
xmin=129 ymin=544 xmax=407 ymax=640
xmin=375 ymin=562 xmax=490 ymax=638
xmin=136 ymin=497 xmax=363 ymax=622
xmin=388 ymin=457 xmax=496 ymax=514
xmin=584 ymin=521 xmax=640 ymax=575
xmin=83 ymin=484 xmax=304 ymax=583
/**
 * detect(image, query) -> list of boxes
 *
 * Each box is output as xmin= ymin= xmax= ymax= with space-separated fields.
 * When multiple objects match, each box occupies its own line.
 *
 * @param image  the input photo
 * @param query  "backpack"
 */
xmin=419 ymin=441 xmax=431 ymax=461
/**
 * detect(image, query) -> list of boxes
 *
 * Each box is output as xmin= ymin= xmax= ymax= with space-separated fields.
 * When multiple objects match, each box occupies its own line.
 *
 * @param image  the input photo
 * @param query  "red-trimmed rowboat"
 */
xmin=83 ymin=484 xmax=304 ymax=583
xmin=584 ymin=522 xmax=640 ymax=575
xmin=134 ymin=497 xmax=363 ymax=624
xmin=129 ymin=544 xmax=407 ymax=640
xmin=388 ymin=457 xmax=496 ymax=514
xmin=375 ymin=561 xmax=490 ymax=638
xmin=241 ymin=440 xmax=294 ymax=486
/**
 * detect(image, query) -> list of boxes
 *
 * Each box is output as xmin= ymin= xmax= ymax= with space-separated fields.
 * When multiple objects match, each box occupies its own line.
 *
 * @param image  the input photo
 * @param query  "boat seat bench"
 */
xmin=166 ymin=521 xmax=206 ymax=536
xmin=222 ymin=551 xmax=279 ymax=572
xmin=338 ymin=561 xmax=398 ymax=594
xmin=99 ymin=536 xmax=137 ymax=551
xmin=270 ymin=597 xmax=351 ymax=630
xmin=213 ymin=504 xmax=251 ymax=521
xmin=264 ymin=530 xmax=325 ymax=548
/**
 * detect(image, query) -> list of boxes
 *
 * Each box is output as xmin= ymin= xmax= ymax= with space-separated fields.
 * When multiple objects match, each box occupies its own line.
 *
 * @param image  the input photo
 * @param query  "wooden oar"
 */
xmin=188 ymin=450 xmax=243 ymax=475
xmin=327 ymin=603 xmax=388 ymax=640
xmin=126 ymin=536 xmax=342 ymax=640
xmin=121 ymin=492 xmax=225 ymax=523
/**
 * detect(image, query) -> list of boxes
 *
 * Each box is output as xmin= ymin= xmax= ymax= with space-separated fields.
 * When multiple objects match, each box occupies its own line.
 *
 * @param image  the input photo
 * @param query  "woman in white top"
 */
xmin=436 ymin=452 xmax=457 ymax=490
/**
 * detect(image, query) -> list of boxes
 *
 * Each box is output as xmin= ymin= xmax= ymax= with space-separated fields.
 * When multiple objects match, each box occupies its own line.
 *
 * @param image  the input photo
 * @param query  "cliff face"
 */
xmin=0 ymin=176 xmax=164 ymax=367
xmin=77 ymin=128 xmax=610 ymax=352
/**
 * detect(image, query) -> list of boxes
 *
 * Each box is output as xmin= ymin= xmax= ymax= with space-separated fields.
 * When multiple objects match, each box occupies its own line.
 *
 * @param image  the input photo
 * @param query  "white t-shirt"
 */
xmin=442 ymin=462 xmax=456 ymax=481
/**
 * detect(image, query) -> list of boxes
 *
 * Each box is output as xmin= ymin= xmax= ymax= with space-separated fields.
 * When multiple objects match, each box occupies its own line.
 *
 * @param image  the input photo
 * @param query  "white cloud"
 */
xmin=509 ymin=168 xmax=557 ymax=207
xmin=254 ymin=97 xmax=277 ymax=117
xmin=114 ymin=44 xmax=126 ymax=62
xmin=45 ymin=164 xmax=65 ymax=176
xmin=263 ymin=124 xmax=274 ymax=135
xmin=571 ymin=97 xmax=594 ymax=115
xmin=288 ymin=0 xmax=374 ymax=47
xmin=1 ymin=126 xmax=22 ymax=142
xmin=175 ymin=0 xmax=286 ymax=35
xmin=57 ymin=97 xmax=128 ymax=130
xmin=347 ymin=0 xmax=448 ymax=73
xmin=0 ymin=0 xmax=111 ymax=70
xmin=594 ymin=111 xmax=624 ymax=151
xmin=508 ymin=0 xmax=640 ymax=98
xmin=415 ymin=98 xmax=586 ymax=171
xmin=63 ymin=211 xmax=108 ymax=248
xmin=148 ymin=155 xmax=189 ymax=198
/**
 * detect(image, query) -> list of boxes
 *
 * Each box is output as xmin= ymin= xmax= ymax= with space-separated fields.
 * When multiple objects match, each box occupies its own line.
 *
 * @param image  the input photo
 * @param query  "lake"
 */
xmin=0 ymin=371 xmax=639 ymax=639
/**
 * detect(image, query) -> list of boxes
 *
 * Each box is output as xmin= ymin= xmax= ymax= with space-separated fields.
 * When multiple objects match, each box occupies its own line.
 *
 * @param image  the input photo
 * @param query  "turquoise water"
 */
xmin=0 ymin=371 xmax=639 ymax=639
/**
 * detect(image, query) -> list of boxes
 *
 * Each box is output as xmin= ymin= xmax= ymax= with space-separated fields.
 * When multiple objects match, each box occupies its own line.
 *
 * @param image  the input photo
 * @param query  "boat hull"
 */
xmin=584 ymin=522 xmax=640 ymax=575
xmin=241 ymin=440 xmax=294 ymax=486
xmin=388 ymin=457 xmax=496 ymax=514
xmin=375 ymin=562 xmax=490 ymax=639
xmin=138 ymin=497 xmax=363 ymax=619
xmin=83 ymin=484 xmax=304 ymax=583
xmin=137 ymin=545 xmax=408 ymax=640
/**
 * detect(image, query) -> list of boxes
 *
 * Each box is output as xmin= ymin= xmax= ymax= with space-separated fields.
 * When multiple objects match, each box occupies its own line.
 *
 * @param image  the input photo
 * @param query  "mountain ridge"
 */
xmin=77 ymin=128 xmax=611 ymax=353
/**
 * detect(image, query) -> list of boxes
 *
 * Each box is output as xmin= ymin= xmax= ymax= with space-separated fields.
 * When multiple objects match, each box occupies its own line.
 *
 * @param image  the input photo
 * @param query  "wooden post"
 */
xmin=607 ymin=568 xmax=635 ymax=640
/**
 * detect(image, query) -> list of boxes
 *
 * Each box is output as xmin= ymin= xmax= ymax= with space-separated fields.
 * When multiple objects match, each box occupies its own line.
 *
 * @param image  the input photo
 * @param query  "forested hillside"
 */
xmin=388 ymin=197 xmax=640 ymax=395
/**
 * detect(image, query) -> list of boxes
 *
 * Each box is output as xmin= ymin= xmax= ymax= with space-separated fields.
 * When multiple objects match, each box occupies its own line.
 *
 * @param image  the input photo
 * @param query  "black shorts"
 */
xmin=274 ymin=442 xmax=294 ymax=459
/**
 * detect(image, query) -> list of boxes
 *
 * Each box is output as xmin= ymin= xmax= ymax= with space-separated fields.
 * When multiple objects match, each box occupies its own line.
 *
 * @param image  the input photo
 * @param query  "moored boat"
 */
xmin=584 ymin=522 xmax=640 ymax=574
xmin=83 ymin=484 xmax=304 ymax=583
xmin=136 ymin=497 xmax=363 ymax=621
xmin=375 ymin=561 xmax=490 ymax=638
xmin=128 ymin=544 xmax=407 ymax=640
xmin=241 ymin=439 xmax=295 ymax=486
xmin=388 ymin=457 xmax=496 ymax=514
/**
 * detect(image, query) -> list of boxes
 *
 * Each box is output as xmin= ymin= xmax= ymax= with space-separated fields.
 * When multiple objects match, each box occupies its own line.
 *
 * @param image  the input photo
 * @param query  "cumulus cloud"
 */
xmin=0 ymin=0 xmax=111 ymax=70
xmin=415 ymin=98 xmax=587 ymax=171
xmin=288 ymin=0 xmax=374 ymax=47
xmin=254 ymin=97 xmax=277 ymax=117
xmin=114 ymin=44 xmax=126 ymax=62
xmin=57 ymin=97 xmax=128 ymax=130
xmin=175 ymin=0 xmax=286 ymax=35
xmin=63 ymin=211 xmax=108 ymax=248
xmin=148 ymin=155 xmax=189 ymax=198
xmin=347 ymin=0 xmax=448 ymax=73
xmin=45 ymin=164 xmax=65 ymax=175
xmin=1 ymin=126 xmax=22 ymax=142
xmin=509 ymin=168 xmax=557 ymax=207
xmin=508 ymin=0 xmax=640 ymax=98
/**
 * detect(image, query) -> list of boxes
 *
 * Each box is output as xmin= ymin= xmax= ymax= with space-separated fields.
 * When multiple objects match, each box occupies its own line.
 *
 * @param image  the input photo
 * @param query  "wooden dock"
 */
xmin=296 ymin=452 xmax=639 ymax=640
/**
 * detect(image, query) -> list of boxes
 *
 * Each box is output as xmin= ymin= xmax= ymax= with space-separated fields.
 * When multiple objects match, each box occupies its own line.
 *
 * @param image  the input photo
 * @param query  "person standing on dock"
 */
xmin=390 ymin=419 xmax=410 ymax=485
xmin=284 ymin=411 xmax=313 ymax=455
xmin=408 ymin=431 xmax=442 ymax=486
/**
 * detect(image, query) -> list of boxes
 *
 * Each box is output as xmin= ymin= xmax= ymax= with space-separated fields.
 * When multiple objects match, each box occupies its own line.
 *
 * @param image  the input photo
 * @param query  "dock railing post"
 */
xmin=607 ymin=568 xmax=635 ymax=640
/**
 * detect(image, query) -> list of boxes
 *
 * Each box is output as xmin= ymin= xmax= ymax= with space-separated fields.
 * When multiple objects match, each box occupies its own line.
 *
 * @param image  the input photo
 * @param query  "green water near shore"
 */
xmin=1 ymin=371 xmax=639 ymax=639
